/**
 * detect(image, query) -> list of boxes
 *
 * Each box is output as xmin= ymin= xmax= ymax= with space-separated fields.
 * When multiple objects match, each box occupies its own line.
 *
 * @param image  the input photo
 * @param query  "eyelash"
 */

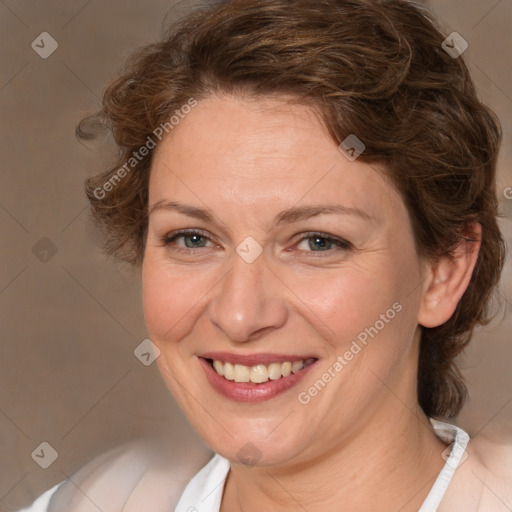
xmin=159 ymin=229 xmax=352 ymax=255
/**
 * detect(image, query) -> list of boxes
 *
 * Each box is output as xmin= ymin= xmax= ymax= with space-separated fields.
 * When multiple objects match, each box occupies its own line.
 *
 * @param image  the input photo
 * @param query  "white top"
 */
xmin=18 ymin=419 xmax=469 ymax=512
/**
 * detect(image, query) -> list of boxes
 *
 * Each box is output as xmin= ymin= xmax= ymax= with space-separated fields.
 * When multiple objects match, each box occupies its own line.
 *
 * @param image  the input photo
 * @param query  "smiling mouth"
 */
xmin=205 ymin=358 xmax=317 ymax=384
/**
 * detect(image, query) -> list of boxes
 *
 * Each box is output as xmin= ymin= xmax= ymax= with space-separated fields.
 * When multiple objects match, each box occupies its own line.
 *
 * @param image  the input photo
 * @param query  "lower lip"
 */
xmin=199 ymin=357 xmax=318 ymax=403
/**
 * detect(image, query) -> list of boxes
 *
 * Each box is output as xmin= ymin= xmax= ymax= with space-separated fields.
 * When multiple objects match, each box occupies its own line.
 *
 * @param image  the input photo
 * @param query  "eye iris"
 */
xmin=309 ymin=237 xmax=332 ymax=251
xmin=184 ymin=234 xmax=207 ymax=248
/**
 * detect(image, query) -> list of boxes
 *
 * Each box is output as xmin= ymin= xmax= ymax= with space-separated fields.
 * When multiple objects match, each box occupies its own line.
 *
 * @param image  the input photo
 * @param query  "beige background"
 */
xmin=0 ymin=1 xmax=511 ymax=510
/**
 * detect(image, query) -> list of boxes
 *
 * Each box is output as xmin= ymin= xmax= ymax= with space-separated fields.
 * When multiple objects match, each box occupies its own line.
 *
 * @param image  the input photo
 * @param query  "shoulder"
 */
xmin=47 ymin=435 xmax=213 ymax=512
xmin=440 ymin=421 xmax=512 ymax=512
xmin=469 ymin=423 xmax=512 ymax=499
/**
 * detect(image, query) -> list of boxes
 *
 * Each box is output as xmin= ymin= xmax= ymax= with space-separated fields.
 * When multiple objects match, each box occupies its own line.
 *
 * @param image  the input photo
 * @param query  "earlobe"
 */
xmin=418 ymin=224 xmax=482 ymax=328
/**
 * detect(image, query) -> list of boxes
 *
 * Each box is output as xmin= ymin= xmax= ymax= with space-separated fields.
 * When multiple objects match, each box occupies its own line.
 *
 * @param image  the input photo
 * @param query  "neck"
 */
xmin=220 ymin=404 xmax=447 ymax=512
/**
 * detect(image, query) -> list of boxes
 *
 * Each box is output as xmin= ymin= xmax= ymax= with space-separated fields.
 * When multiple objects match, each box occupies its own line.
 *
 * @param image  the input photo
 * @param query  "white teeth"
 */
xmin=250 ymin=364 xmax=269 ymax=383
xmin=224 ymin=362 xmax=235 ymax=381
xmin=267 ymin=362 xmax=282 ymax=380
xmin=234 ymin=364 xmax=250 ymax=383
xmin=291 ymin=361 xmax=304 ymax=374
xmin=211 ymin=359 xmax=314 ymax=384
xmin=213 ymin=360 xmax=224 ymax=376
xmin=281 ymin=361 xmax=292 ymax=377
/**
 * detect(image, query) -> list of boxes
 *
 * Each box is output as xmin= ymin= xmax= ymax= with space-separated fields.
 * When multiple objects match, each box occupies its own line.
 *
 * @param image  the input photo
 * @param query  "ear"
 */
xmin=418 ymin=223 xmax=481 ymax=328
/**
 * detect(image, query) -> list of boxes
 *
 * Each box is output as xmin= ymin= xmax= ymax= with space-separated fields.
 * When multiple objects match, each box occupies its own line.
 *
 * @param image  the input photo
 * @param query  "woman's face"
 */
xmin=143 ymin=94 xmax=428 ymax=466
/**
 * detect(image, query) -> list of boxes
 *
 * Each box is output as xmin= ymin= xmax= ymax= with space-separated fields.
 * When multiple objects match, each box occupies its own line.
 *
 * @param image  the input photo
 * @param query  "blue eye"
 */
xmin=163 ymin=230 xmax=213 ymax=249
xmin=307 ymin=236 xmax=334 ymax=251
xmin=181 ymin=233 xmax=209 ymax=248
xmin=296 ymin=233 xmax=351 ymax=253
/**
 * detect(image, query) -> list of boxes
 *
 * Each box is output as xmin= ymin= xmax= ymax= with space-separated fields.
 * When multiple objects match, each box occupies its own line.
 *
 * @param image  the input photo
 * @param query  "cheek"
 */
xmin=288 ymin=262 xmax=404 ymax=348
xmin=142 ymin=254 xmax=209 ymax=343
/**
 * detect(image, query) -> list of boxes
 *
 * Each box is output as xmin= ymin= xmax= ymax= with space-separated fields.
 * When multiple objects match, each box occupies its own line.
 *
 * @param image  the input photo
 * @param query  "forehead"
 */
xmin=149 ymin=94 xmax=404 ymax=221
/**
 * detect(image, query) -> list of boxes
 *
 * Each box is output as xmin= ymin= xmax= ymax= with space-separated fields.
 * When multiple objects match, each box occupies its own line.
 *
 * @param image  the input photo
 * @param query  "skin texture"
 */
xmin=142 ymin=94 xmax=481 ymax=511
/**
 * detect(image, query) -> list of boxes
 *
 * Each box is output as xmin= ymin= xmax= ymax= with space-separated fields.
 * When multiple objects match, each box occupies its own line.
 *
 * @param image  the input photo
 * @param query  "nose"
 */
xmin=208 ymin=253 xmax=288 ymax=343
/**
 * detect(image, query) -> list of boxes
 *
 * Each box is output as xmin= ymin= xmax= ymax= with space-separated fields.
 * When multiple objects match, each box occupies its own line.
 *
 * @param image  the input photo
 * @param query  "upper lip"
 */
xmin=199 ymin=352 xmax=317 ymax=366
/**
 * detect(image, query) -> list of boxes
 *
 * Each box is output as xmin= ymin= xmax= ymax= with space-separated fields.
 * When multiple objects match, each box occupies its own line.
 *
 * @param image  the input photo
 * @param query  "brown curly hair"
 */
xmin=79 ymin=0 xmax=505 ymax=418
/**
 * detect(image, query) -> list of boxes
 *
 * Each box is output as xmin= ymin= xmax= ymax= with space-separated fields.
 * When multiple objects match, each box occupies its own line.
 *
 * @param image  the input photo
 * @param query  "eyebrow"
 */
xmin=271 ymin=204 xmax=374 ymax=227
xmin=149 ymin=200 xmax=215 ymax=223
xmin=148 ymin=200 xmax=374 ymax=229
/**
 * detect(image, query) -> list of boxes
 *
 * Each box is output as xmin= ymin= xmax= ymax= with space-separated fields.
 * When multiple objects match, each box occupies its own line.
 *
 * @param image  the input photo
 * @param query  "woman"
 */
xmin=20 ymin=0 xmax=510 ymax=510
